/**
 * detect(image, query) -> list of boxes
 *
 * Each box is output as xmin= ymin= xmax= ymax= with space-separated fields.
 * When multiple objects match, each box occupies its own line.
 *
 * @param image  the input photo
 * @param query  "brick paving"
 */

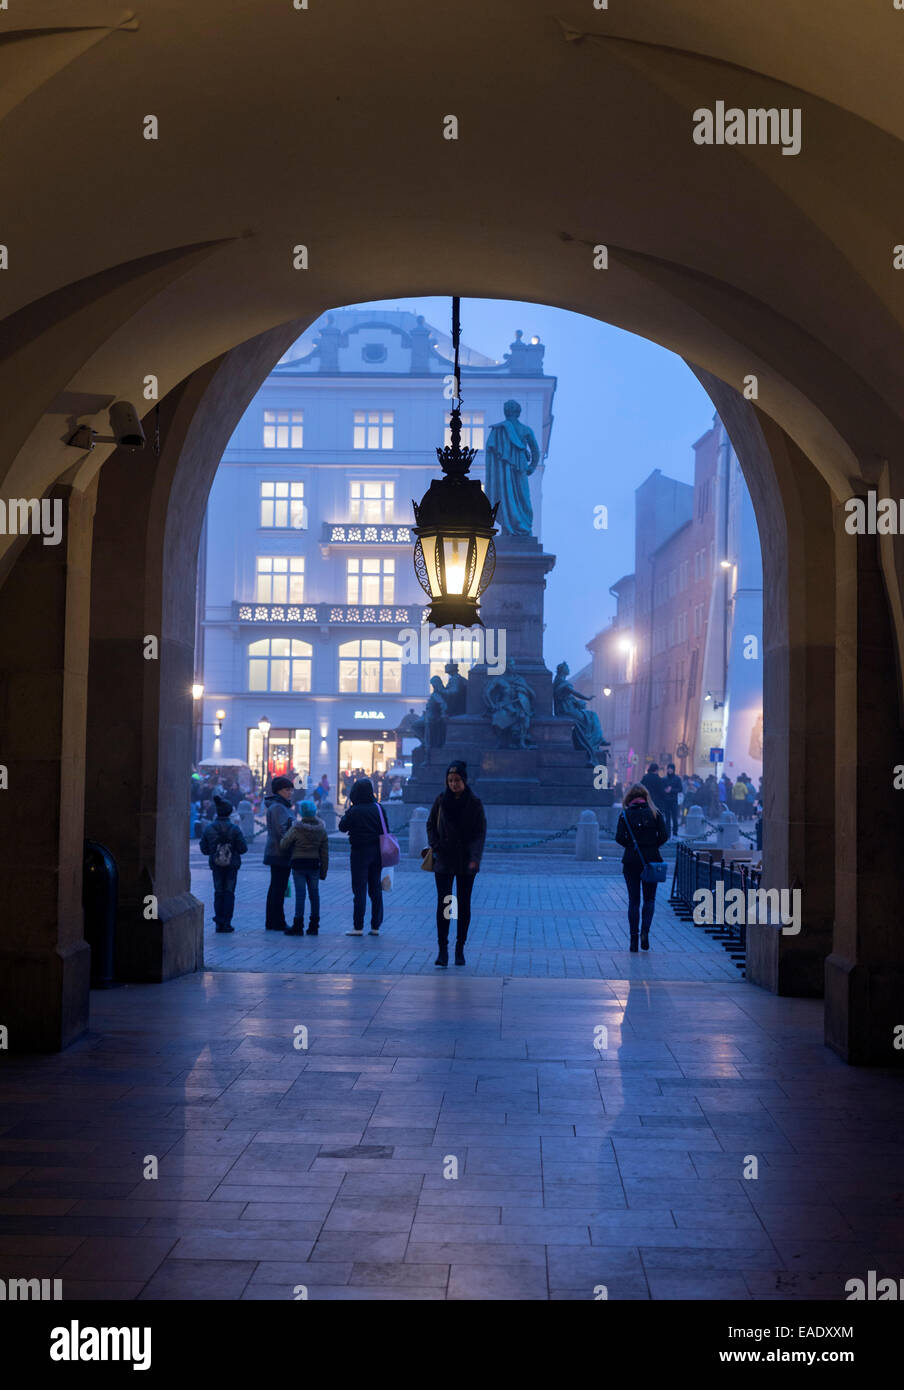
xmin=194 ymin=842 xmax=741 ymax=981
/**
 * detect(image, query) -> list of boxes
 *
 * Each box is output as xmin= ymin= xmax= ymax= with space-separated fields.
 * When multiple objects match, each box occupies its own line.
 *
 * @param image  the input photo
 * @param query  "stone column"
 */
xmin=825 ymin=503 xmax=904 ymax=1064
xmin=0 ymin=484 xmax=94 ymax=1049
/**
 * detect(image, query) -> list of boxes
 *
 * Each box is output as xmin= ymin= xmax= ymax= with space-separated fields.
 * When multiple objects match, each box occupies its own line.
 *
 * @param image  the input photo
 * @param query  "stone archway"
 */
xmin=2 ymin=2 xmax=904 ymax=1061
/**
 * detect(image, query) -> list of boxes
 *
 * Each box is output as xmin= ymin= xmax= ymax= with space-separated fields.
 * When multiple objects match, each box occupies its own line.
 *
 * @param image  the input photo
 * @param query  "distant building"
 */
xmin=585 ymin=414 xmax=762 ymax=784
xmin=195 ymin=309 xmax=556 ymax=791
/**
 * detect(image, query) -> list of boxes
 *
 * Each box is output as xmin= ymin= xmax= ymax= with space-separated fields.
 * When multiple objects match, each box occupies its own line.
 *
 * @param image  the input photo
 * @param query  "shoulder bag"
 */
xmin=620 ymin=809 xmax=667 ymax=884
xmin=375 ymin=802 xmax=400 ymax=868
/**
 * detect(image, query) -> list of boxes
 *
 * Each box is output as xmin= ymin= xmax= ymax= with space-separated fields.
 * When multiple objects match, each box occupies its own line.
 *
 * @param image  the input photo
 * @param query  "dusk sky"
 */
xmin=350 ymin=296 xmax=716 ymax=673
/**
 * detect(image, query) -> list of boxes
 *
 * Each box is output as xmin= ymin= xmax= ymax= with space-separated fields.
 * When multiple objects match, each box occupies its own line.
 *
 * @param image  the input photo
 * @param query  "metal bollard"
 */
xmin=83 ymin=840 xmax=118 ymax=988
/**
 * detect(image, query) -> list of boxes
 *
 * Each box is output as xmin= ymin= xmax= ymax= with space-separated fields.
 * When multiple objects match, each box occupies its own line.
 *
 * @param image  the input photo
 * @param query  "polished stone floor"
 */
xmin=2 ymin=962 xmax=903 ymax=1300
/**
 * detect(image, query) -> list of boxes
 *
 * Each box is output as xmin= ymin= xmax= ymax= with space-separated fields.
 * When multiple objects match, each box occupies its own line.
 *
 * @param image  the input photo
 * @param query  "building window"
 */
xmin=350 ymin=480 xmax=394 ymax=523
xmin=677 ymin=610 xmax=688 ymax=642
xmin=338 ymin=639 xmax=402 ymax=693
xmin=255 ymin=556 xmax=304 ymax=604
xmin=347 ymin=556 xmax=395 ymax=605
xmin=694 ymin=604 xmax=704 ymax=637
xmin=428 ymin=630 xmax=483 ymax=684
xmin=353 ymin=410 xmax=394 ymax=449
xmin=263 ymin=410 xmax=303 ymax=448
xmin=679 ymin=560 xmax=689 ymax=591
xmin=248 ymin=637 xmax=312 ymax=692
xmin=668 ymin=568 xmax=677 ymax=598
xmin=260 ymin=481 xmax=306 ymax=529
xmin=444 ymin=411 xmax=485 ymax=449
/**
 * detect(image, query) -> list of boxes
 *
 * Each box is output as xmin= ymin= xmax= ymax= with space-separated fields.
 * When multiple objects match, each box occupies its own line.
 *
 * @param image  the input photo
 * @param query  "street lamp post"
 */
xmin=412 ymin=297 xmax=498 ymax=627
xmin=191 ymin=682 xmax=204 ymax=765
xmin=258 ymin=715 xmax=271 ymax=794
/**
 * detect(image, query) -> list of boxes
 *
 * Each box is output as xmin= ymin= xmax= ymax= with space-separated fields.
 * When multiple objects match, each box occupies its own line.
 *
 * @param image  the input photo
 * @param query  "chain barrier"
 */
xmin=692 ymin=812 xmax=759 ymax=846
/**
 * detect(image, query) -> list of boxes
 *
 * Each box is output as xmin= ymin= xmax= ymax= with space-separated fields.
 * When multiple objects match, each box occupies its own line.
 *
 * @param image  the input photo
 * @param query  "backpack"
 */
xmin=213 ymin=823 xmax=233 ymax=868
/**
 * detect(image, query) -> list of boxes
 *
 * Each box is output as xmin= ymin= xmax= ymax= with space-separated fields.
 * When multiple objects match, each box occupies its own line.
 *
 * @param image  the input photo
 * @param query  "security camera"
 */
xmin=108 ymin=401 xmax=145 ymax=448
xmin=66 ymin=400 xmax=146 ymax=451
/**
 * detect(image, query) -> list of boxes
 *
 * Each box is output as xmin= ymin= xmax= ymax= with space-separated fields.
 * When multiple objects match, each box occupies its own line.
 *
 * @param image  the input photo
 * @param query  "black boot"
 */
xmin=641 ymin=930 xmax=650 ymax=951
xmin=454 ymin=939 xmax=466 ymax=966
xmin=629 ymin=930 xmax=639 ymax=953
xmin=284 ymin=924 xmax=304 ymax=936
xmin=306 ymin=920 xmax=319 ymax=936
xmin=435 ymin=937 xmax=449 ymax=968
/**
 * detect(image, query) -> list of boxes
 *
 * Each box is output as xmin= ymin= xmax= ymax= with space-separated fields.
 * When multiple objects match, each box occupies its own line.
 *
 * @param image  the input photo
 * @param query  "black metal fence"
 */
xmin=670 ymin=842 xmax=761 ymax=973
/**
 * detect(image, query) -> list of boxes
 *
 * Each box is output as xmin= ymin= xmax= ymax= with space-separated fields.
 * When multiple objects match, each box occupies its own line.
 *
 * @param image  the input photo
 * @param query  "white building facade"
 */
xmin=196 ymin=309 xmax=556 ymax=790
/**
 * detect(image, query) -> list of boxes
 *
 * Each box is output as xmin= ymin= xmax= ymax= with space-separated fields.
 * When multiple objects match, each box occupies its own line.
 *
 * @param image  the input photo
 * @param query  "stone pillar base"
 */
xmin=114 ymin=893 xmax=204 ymax=982
xmin=825 ymin=952 xmax=904 ymax=1065
xmin=0 ymin=939 xmax=91 ymax=1052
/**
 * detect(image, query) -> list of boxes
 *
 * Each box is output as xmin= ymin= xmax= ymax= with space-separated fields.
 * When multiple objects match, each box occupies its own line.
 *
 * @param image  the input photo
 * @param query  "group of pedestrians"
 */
xmin=199 ymin=762 xmax=487 ymax=967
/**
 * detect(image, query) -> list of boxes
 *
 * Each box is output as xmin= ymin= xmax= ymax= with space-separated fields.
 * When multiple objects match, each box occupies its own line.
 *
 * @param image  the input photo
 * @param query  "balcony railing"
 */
xmin=233 ymin=601 xmax=423 ymax=625
xmin=320 ymin=522 xmax=413 ymax=545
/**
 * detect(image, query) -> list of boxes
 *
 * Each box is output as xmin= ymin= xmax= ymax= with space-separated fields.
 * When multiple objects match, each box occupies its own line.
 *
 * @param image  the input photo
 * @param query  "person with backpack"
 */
xmin=263 ymin=775 xmax=295 ymax=931
xmin=199 ymin=795 xmax=248 ymax=933
xmin=615 ymin=782 xmax=669 ymax=952
xmin=337 ymin=778 xmax=384 ymax=936
xmin=279 ymin=799 xmax=329 ymax=935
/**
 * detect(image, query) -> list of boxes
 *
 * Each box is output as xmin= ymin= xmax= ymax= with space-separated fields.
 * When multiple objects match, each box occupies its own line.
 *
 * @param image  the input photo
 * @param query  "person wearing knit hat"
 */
xmin=199 ymin=794 xmax=248 ymax=932
xmin=425 ymin=760 xmax=486 ymax=967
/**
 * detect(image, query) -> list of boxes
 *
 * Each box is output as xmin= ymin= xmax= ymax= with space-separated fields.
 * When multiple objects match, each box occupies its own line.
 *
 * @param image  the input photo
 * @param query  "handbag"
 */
xmin=420 ymin=846 xmax=434 ymax=872
xmin=375 ymin=802 xmax=400 ymax=868
xmin=620 ymin=808 xmax=668 ymax=884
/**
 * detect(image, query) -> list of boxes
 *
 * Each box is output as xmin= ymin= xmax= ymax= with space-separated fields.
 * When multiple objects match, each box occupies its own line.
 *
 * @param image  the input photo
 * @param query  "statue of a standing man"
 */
xmin=485 ymin=400 xmax=541 ymax=537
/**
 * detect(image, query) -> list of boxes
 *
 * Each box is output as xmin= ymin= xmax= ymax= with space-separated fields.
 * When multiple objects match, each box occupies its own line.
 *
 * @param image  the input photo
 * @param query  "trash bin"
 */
xmin=83 ymin=840 xmax=118 ymax=988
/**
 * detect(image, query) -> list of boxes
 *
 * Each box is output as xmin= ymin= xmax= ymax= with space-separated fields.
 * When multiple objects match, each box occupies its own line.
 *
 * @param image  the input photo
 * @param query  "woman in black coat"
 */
xmin=614 ymin=782 xmax=669 ymax=952
xmin=425 ymin=760 xmax=486 ymax=968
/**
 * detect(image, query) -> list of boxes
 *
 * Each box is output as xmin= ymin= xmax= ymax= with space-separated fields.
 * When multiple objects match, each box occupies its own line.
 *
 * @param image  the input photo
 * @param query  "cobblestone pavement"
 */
xmin=193 ymin=843 xmax=741 ymax=981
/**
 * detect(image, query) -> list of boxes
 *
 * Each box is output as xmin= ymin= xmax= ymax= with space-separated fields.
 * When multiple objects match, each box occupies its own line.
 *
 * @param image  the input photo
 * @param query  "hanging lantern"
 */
xmin=412 ymin=297 xmax=498 ymax=627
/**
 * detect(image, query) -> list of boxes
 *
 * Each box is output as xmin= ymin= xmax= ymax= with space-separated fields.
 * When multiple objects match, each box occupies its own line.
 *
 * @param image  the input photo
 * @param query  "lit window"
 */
xmin=248 ymin=637 xmax=312 ymax=692
xmin=428 ymin=630 xmax=483 ymax=684
xmin=443 ymin=411 xmax=485 ymax=449
xmin=337 ymin=639 xmax=402 ymax=693
xmin=353 ymin=410 xmax=394 ymax=449
xmin=347 ymin=556 xmax=395 ymax=606
xmin=260 ymin=481 xmax=306 ymax=529
xmin=256 ymin=556 xmax=304 ymax=604
xmin=263 ymin=410 xmax=303 ymax=448
xmin=349 ymin=480 xmax=395 ymax=523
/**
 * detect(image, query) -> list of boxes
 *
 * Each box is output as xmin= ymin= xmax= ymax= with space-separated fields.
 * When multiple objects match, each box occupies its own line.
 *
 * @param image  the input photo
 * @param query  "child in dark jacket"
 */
xmin=279 ymin=800 xmax=329 ymax=935
xmin=199 ymin=795 xmax=248 ymax=933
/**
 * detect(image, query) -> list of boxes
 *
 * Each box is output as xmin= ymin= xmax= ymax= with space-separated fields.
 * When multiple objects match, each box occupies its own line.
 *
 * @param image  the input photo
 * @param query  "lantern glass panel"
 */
xmin=423 ymin=535 xmax=442 ymax=598
xmin=467 ymin=535 xmax=490 ymax=598
xmin=442 ymin=536 xmax=469 ymax=595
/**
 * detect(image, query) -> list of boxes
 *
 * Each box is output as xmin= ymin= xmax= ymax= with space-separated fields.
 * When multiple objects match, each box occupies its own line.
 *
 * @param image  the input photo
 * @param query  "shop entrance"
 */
xmin=337 ymin=728 xmax=397 ymax=801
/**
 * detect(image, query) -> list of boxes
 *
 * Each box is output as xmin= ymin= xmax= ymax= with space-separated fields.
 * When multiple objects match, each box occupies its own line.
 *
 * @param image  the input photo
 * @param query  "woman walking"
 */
xmin=337 ymin=777 xmax=384 ymax=936
xmin=425 ymin=760 xmax=486 ymax=968
xmin=615 ymin=782 xmax=669 ymax=952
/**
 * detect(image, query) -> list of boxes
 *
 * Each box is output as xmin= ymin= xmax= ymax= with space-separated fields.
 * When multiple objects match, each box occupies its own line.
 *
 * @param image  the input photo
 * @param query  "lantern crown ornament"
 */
xmin=412 ymin=297 xmax=498 ymax=627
